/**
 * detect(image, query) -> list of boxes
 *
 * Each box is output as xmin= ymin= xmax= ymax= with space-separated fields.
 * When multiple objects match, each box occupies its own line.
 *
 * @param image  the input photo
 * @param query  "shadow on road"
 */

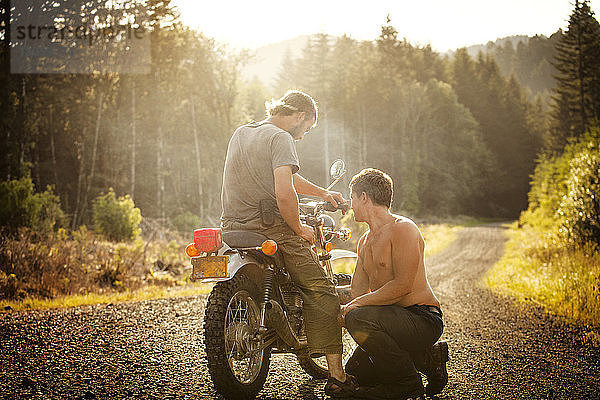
xmin=296 ymin=378 xmax=325 ymax=399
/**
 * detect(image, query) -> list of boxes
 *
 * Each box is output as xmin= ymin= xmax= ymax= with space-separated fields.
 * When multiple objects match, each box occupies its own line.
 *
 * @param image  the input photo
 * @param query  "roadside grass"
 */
xmin=485 ymin=222 xmax=600 ymax=329
xmin=421 ymin=223 xmax=463 ymax=257
xmin=0 ymin=283 xmax=212 ymax=311
xmin=0 ymin=227 xmax=202 ymax=311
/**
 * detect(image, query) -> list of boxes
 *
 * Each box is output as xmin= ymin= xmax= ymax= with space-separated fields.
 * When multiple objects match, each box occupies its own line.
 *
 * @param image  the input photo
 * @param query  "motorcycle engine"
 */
xmin=279 ymin=285 xmax=304 ymax=335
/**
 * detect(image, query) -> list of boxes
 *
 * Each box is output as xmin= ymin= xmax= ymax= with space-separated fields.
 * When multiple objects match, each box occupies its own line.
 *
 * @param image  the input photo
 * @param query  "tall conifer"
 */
xmin=550 ymin=0 xmax=600 ymax=152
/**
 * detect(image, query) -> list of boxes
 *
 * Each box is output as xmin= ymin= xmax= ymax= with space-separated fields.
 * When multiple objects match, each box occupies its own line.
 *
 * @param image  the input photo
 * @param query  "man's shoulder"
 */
xmin=391 ymin=216 xmax=420 ymax=239
xmin=237 ymin=121 xmax=288 ymax=136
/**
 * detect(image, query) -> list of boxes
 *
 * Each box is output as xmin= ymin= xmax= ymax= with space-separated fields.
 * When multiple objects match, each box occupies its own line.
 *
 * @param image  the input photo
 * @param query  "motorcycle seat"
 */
xmin=222 ymin=230 xmax=269 ymax=248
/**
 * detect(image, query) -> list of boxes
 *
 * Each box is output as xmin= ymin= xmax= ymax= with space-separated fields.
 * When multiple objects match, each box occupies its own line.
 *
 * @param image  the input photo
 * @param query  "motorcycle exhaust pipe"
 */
xmin=264 ymin=300 xmax=301 ymax=348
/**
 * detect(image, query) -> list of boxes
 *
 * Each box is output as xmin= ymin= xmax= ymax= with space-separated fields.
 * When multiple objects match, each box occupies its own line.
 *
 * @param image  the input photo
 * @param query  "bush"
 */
xmin=558 ymin=147 xmax=600 ymax=248
xmin=522 ymin=127 xmax=600 ymax=243
xmin=0 ymin=176 xmax=65 ymax=236
xmin=0 ymin=226 xmax=189 ymax=302
xmin=171 ymin=211 xmax=202 ymax=233
xmin=92 ymin=189 xmax=141 ymax=242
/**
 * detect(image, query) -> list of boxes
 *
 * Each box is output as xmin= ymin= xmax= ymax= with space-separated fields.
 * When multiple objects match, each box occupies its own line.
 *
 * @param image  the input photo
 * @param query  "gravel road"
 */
xmin=1 ymin=225 xmax=599 ymax=399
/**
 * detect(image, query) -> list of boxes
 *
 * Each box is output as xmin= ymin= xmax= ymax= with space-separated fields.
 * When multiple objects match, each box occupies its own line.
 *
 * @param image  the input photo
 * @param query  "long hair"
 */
xmin=266 ymin=90 xmax=318 ymax=125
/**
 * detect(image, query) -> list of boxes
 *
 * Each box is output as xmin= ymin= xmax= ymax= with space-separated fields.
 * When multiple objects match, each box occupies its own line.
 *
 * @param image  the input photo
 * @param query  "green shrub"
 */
xmin=171 ymin=211 xmax=202 ymax=233
xmin=522 ymin=127 xmax=600 ymax=240
xmin=558 ymin=146 xmax=600 ymax=248
xmin=0 ymin=176 xmax=64 ymax=235
xmin=92 ymin=189 xmax=141 ymax=242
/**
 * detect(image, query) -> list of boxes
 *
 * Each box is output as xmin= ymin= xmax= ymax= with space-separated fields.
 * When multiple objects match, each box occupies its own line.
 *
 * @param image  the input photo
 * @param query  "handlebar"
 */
xmin=300 ymin=200 xmax=350 ymax=214
xmin=322 ymin=202 xmax=350 ymax=213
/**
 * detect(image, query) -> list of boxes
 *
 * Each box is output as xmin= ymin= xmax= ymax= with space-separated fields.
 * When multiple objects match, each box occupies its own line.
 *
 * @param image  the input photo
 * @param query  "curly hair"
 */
xmin=349 ymin=168 xmax=393 ymax=208
xmin=266 ymin=90 xmax=318 ymax=124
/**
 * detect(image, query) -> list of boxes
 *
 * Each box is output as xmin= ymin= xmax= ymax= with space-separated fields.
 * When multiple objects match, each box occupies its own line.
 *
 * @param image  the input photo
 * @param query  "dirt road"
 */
xmin=1 ymin=225 xmax=599 ymax=399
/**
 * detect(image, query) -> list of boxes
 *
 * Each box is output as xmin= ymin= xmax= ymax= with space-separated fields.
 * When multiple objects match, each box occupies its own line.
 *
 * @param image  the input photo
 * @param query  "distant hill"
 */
xmin=452 ymin=33 xmax=561 ymax=97
xmin=243 ymin=32 xmax=560 ymax=97
xmin=462 ymin=35 xmax=531 ymax=58
xmin=241 ymin=35 xmax=310 ymax=89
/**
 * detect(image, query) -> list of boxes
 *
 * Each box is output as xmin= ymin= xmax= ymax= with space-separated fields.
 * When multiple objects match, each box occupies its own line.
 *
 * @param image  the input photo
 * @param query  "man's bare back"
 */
xmin=358 ymin=215 xmax=440 ymax=308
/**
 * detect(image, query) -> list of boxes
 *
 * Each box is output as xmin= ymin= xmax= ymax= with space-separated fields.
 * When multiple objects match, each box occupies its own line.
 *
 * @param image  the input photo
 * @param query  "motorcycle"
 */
xmin=185 ymin=160 xmax=358 ymax=399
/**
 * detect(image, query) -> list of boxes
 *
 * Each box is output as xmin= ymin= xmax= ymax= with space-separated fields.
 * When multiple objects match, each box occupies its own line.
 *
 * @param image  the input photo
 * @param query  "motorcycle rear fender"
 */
xmin=198 ymin=242 xmax=267 ymax=283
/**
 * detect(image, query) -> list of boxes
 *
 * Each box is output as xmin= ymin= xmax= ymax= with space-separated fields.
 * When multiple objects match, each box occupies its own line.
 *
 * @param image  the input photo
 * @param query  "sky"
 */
xmin=172 ymin=0 xmax=600 ymax=51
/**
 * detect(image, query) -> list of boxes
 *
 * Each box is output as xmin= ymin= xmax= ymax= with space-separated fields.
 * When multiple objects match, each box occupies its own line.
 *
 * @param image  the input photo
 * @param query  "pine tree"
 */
xmin=549 ymin=0 xmax=600 ymax=152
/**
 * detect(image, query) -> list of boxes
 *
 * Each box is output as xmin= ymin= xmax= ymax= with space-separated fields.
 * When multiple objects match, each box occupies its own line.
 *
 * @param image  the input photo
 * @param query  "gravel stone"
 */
xmin=1 ymin=226 xmax=599 ymax=399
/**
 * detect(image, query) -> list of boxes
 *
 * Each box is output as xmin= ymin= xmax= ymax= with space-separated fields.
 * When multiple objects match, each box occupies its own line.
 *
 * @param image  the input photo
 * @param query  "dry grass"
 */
xmin=485 ymin=223 xmax=600 ymax=327
xmin=0 ymin=227 xmax=192 ymax=309
xmin=0 ymin=283 xmax=212 ymax=311
xmin=421 ymin=223 xmax=462 ymax=257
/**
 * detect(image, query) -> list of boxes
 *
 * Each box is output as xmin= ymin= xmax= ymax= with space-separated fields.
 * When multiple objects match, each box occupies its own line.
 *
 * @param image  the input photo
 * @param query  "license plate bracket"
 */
xmin=191 ymin=255 xmax=228 ymax=280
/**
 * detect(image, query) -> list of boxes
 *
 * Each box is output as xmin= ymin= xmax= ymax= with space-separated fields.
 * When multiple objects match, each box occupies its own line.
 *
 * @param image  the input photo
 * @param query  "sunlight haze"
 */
xmin=173 ymin=0 xmax=600 ymax=50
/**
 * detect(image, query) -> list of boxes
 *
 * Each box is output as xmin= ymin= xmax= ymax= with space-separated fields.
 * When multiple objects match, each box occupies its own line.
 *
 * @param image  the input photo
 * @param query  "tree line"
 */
xmin=275 ymin=28 xmax=542 ymax=217
xmin=1 ymin=0 xmax=599 ymax=234
xmin=1 ymin=0 xmax=249 ymax=230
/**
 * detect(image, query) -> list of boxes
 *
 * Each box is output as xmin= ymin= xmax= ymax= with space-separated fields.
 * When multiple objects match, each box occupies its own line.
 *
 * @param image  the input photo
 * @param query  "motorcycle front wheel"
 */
xmin=297 ymin=273 xmax=356 ymax=379
xmin=204 ymin=273 xmax=271 ymax=400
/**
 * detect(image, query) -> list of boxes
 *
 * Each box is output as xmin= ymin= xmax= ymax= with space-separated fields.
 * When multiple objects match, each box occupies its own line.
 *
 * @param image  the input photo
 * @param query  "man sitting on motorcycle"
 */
xmin=339 ymin=168 xmax=449 ymax=400
xmin=220 ymin=90 xmax=360 ymax=397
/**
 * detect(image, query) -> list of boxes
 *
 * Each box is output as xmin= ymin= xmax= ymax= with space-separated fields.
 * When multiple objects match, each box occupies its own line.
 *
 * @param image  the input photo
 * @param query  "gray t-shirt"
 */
xmin=221 ymin=121 xmax=300 ymax=225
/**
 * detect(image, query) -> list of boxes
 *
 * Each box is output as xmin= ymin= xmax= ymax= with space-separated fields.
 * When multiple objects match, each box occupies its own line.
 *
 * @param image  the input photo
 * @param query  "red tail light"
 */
xmin=193 ymin=228 xmax=223 ymax=253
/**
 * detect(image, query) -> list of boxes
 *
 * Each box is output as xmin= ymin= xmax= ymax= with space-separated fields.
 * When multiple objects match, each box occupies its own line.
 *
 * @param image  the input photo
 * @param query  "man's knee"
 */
xmin=345 ymin=308 xmax=375 ymax=345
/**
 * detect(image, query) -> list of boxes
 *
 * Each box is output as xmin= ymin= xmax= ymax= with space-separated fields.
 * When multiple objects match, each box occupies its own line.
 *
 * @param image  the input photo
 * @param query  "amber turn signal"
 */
xmin=185 ymin=243 xmax=202 ymax=257
xmin=325 ymin=242 xmax=333 ymax=252
xmin=261 ymin=240 xmax=278 ymax=256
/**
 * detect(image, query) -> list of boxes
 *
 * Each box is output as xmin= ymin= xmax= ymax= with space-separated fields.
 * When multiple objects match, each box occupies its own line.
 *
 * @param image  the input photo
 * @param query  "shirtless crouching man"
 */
xmin=338 ymin=168 xmax=449 ymax=400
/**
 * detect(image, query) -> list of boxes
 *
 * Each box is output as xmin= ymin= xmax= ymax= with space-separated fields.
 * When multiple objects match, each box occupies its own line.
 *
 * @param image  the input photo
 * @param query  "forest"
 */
xmin=0 ymin=0 xmax=567 ymax=227
xmin=1 ymin=0 xmax=599 ymax=314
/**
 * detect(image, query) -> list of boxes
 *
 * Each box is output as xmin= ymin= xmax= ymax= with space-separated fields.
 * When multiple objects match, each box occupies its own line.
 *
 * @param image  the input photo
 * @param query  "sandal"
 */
xmin=324 ymin=373 xmax=360 ymax=398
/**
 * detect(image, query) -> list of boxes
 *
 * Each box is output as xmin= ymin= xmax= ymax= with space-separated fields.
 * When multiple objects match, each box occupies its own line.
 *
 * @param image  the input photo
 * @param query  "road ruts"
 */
xmin=1 ymin=225 xmax=599 ymax=399
xmin=426 ymin=225 xmax=600 ymax=399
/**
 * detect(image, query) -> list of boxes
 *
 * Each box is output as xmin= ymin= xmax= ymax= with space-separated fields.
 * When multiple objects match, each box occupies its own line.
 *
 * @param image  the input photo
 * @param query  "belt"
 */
xmin=425 ymin=305 xmax=443 ymax=317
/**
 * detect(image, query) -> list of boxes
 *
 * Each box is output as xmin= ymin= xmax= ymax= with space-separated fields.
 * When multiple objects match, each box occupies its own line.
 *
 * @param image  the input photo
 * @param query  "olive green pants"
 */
xmin=223 ymin=219 xmax=342 ymax=356
xmin=260 ymin=222 xmax=342 ymax=356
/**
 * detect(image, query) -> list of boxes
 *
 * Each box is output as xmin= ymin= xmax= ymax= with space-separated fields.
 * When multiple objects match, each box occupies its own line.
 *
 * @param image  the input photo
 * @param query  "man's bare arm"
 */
xmin=351 ymin=234 xmax=370 ymax=299
xmin=292 ymin=174 xmax=326 ymax=197
xmin=273 ymin=166 xmax=314 ymax=243
xmin=337 ymin=234 xmax=369 ymax=305
xmin=292 ymin=174 xmax=345 ymax=207
xmin=344 ymin=223 xmax=420 ymax=310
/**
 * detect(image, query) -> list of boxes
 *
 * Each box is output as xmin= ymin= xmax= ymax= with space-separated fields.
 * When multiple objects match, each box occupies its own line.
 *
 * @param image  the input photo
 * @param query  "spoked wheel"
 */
xmin=225 ymin=290 xmax=263 ymax=383
xmin=297 ymin=328 xmax=357 ymax=379
xmin=204 ymin=273 xmax=270 ymax=399
xmin=297 ymin=273 xmax=356 ymax=379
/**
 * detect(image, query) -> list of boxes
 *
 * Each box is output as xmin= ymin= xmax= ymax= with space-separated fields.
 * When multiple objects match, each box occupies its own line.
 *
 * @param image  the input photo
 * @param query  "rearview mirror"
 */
xmin=330 ymin=159 xmax=346 ymax=180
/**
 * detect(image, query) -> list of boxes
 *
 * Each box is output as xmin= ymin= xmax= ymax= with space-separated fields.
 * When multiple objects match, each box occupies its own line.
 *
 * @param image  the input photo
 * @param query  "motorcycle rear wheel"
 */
xmin=204 ymin=273 xmax=271 ymax=399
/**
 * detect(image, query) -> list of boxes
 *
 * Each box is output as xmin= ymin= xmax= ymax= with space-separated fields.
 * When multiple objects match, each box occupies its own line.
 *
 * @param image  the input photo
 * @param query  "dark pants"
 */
xmin=344 ymin=304 xmax=444 ymax=396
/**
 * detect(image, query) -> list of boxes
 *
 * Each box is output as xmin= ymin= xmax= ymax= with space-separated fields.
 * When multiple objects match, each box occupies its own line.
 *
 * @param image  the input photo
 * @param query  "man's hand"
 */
xmin=297 ymin=223 xmax=315 ymax=245
xmin=338 ymin=301 xmax=361 ymax=327
xmin=322 ymin=190 xmax=346 ymax=210
xmin=336 ymin=285 xmax=353 ymax=305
